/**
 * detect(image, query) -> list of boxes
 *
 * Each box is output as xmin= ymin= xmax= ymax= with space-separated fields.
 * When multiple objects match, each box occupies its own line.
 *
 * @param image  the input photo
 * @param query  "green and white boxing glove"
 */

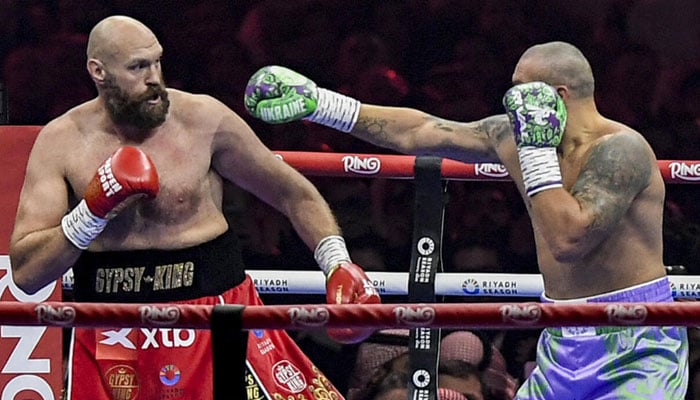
xmin=502 ymin=81 xmax=568 ymax=197
xmin=244 ymin=66 xmax=361 ymax=132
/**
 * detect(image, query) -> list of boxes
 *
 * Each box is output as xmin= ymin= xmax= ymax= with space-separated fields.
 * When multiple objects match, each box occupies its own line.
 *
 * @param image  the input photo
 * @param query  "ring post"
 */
xmin=408 ymin=156 xmax=447 ymax=400
xmin=211 ymin=304 xmax=247 ymax=400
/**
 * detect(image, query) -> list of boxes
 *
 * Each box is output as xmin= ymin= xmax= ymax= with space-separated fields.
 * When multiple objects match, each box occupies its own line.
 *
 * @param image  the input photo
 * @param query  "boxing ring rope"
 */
xmin=2 ymin=301 xmax=700 ymax=329
xmin=272 ymin=151 xmax=700 ymax=183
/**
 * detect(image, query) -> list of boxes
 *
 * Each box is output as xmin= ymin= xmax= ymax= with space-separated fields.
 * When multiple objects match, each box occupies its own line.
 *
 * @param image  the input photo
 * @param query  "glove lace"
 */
xmin=61 ymin=199 xmax=108 ymax=250
xmin=314 ymin=235 xmax=351 ymax=276
xmin=306 ymin=88 xmax=361 ymax=132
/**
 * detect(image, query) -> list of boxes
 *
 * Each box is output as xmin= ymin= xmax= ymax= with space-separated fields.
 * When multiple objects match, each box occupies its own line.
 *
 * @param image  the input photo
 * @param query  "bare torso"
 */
xmin=60 ymin=90 xmax=228 ymax=250
xmin=11 ymin=87 xmax=339 ymax=293
xmin=501 ymin=118 xmax=665 ymax=298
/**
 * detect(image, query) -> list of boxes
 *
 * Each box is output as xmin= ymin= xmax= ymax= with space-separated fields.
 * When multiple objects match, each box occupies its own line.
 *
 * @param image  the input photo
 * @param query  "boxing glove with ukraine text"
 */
xmin=61 ymin=146 xmax=159 ymax=249
xmin=244 ymin=65 xmax=361 ymax=132
xmin=502 ymin=81 xmax=567 ymax=197
xmin=315 ymin=235 xmax=381 ymax=344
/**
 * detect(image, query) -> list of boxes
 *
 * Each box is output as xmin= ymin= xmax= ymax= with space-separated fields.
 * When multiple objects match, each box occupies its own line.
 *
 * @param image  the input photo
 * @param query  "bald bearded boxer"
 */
xmin=9 ymin=15 xmax=379 ymax=400
xmin=245 ymin=42 xmax=688 ymax=399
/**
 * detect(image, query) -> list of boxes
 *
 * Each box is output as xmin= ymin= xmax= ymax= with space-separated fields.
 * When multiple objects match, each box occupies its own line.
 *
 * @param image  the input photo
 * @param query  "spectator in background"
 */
xmin=0 ymin=1 xmax=22 ymax=62
xmin=347 ymin=329 xmax=410 ymax=400
xmin=447 ymin=243 xmax=502 ymax=274
xmin=595 ymin=45 xmax=662 ymax=129
xmin=646 ymin=70 xmax=700 ymax=277
xmin=444 ymin=184 xmax=513 ymax=251
xmin=347 ymin=233 xmax=388 ymax=272
xmin=315 ymin=177 xmax=376 ymax=244
xmin=369 ymin=179 xmax=414 ymax=272
xmin=237 ymin=0 xmax=350 ymax=83
xmin=333 ymin=60 xmax=413 ymax=154
xmin=582 ymin=0 xmax=635 ymax=55
xmin=687 ymin=359 xmax=700 ymax=400
xmin=627 ymin=0 xmax=700 ymax=64
xmin=418 ymin=62 xmax=494 ymax=121
xmin=440 ymin=330 xmax=518 ymax=400
xmin=334 ymin=33 xmax=393 ymax=95
xmin=160 ymin=1 xmax=240 ymax=89
xmin=369 ymin=360 xmax=486 ymax=400
xmin=654 ymin=70 xmax=700 ymax=160
xmin=504 ymin=212 xmax=538 ymax=274
xmin=686 ymin=327 xmax=700 ymax=399
xmin=56 ymin=0 xmax=114 ymax=34
xmin=187 ymin=41 xmax=255 ymax=115
xmin=365 ymin=1 xmax=416 ymax=71
xmin=3 ymin=1 xmax=94 ymax=124
xmin=499 ymin=330 xmax=541 ymax=386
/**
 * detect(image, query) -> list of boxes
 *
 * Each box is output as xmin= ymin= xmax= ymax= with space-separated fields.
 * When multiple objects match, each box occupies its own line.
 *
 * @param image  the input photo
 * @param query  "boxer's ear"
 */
xmin=87 ymin=59 xmax=107 ymax=84
xmin=554 ymin=85 xmax=569 ymax=100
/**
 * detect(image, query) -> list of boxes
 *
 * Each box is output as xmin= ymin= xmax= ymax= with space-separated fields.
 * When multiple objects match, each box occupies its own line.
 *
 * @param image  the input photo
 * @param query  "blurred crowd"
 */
xmin=2 ymin=0 xmax=700 ymax=398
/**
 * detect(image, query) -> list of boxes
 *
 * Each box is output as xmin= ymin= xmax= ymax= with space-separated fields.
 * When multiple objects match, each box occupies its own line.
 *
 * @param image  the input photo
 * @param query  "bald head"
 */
xmin=87 ymin=16 xmax=159 ymax=62
xmin=518 ymin=41 xmax=595 ymax=99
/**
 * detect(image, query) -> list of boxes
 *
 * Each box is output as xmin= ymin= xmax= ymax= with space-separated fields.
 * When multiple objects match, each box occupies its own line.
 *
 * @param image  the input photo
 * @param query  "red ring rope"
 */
xmin=3 ymin=301 xmax=699 ymax=329
xmin=274 ymin=151 xmax=700 ymax=184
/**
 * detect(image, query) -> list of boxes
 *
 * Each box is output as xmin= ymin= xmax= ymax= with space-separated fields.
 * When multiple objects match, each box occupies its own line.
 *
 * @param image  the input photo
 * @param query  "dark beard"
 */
xmin=103 ymin=75 xmax=170 ymax=130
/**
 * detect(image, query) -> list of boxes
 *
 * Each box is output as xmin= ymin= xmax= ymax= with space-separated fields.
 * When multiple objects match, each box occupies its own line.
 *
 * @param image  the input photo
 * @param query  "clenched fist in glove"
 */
xmin=244 ymin=65 xmax=361 ymax=132
xmin=502 ymin=81 xmax=567 ymax=197
xmin=315 ymin=236 xmax=381 ymax=344
xmin=61 ymin=146 xmax=159 ymax=249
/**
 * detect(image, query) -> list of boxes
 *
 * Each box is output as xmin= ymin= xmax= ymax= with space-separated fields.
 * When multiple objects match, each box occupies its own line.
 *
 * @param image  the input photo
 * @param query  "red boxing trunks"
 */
xmin=66 ymin=231 xmax=343 ymax=399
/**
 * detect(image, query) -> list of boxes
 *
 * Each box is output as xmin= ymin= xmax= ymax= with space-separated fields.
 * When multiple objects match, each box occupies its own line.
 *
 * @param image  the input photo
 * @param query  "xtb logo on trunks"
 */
xmin=414 ymin=237 xmax=435 ymax=283
xmin=95 ymin=262 xmax=195 ymax=294
xmin=97 ymin=328 xmax=196 ymax=352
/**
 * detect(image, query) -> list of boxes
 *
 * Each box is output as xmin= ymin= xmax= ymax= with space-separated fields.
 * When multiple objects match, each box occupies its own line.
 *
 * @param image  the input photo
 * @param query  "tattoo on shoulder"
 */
xmin=572 ymin=133 xmax=652 ymax=228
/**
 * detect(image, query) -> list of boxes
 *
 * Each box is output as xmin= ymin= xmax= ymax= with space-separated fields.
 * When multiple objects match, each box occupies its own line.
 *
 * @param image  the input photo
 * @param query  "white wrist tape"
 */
xmin=314 ymin=235 xmax=351 ymax=276
xmin=61 ymin=199 xmax=108 ymax=250
xmin=306 ymin=88 xmax=361 ymax=132
xmin=518 ymin=146 xmax=563 ymax=197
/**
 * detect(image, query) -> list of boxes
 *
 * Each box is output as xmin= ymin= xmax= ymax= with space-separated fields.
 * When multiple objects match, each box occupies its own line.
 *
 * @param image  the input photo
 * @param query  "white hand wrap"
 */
xmin=314 ymin=235 xmax=351 ymax=276
xmin=518 ymin=146 xmax=563 ymax=197
xmin=61 ymin=199 xmax=108 ymax=250
xmin=306 ymin=88 xmax=361 ymax=132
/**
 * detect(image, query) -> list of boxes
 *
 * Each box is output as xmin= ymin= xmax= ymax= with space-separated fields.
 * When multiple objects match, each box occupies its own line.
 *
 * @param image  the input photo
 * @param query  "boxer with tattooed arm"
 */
xmin=245 ymin=41 xmax=688 ymax=399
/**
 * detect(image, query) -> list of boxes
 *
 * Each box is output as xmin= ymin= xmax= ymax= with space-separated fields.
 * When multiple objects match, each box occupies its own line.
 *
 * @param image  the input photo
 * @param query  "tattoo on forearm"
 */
xmin=476 ymin=115 xmax=511 ymax=143
xmin=354 ymin=116 xmax=391 ymax=146
xmin=572 ymin=134 xmax=651 ymax=231
xmin=430 ymin=117 xmax=457 ymax=133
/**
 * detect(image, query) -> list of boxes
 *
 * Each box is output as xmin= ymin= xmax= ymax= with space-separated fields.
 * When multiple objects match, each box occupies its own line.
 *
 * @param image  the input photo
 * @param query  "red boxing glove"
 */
xmin=325 ymin=262 xmax=381 ymax=344
xmin=83 ymin=146 xmax=159 ymax=217
xmin=61 ymin=146 xmax=159 ymax=249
